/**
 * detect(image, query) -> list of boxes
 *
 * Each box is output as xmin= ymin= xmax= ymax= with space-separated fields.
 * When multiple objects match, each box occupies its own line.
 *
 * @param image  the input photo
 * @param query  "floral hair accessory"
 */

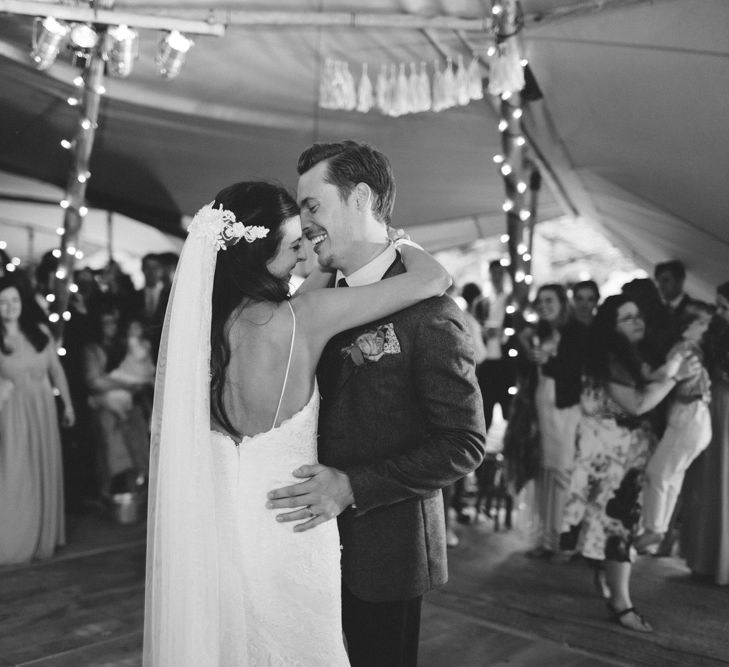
xmin=187 ymin=202 xmax=269 ymax=251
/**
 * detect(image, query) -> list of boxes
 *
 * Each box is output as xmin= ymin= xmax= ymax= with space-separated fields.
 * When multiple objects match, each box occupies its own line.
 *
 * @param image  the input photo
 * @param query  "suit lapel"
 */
xmin=324 ymin=254 xmax=405 ymax=400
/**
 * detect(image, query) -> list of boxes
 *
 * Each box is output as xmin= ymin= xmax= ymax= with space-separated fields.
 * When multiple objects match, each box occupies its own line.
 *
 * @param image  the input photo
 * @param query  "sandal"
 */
xmin=608 ymin=604 xmax=653 ymax=633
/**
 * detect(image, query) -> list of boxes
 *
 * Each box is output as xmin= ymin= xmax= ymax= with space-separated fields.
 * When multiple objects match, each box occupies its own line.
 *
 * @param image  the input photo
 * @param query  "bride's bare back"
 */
xmin=215 ymin=300 xmax=319 ymax=441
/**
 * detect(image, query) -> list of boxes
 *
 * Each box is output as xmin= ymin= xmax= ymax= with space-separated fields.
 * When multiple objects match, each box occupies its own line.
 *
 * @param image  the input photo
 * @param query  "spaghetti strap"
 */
xmin=272 ymin=301 xmax=296 ymax=429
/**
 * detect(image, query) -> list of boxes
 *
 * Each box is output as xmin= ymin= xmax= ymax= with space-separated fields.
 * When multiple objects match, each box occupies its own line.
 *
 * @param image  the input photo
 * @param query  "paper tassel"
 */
xmin=456 ymin=55 xmax=470 ymax=106
xmin=407 ymin=63 xmax=419 ymax=113
xmin=418 ymin=61 xmax=431 ymax=112
xmin=431 ymin=60 xmax=445 ymax=112
xmin=487 ymin=36 xmax=525 ymax=97
xmin=356 ymin=63 xmax=374 ymax=113
xmin=341 ymin=62 xmax=357 ymax=111
xmin=442 ymin=58 xmax=456 ymax=109
xmin=376 ymin=64 xmax=389 ymax=114
xmin=468 ymin=57 xmax=484 ymax=101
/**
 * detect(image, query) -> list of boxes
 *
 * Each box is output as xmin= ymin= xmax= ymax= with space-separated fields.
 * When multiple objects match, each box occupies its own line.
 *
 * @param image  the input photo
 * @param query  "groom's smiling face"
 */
xmin=297 ymin=160 xmax=358 ymax=273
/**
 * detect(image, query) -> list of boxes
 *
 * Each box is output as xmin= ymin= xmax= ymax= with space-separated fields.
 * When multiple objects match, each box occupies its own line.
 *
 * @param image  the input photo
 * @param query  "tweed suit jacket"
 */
xmin=317 ymin=257 xmax=486 ymax=602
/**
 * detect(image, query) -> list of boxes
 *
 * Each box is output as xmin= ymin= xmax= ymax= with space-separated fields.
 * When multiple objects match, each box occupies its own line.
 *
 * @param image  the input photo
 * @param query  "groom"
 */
xmin=268 ymin=140 xmax=486 ymax=666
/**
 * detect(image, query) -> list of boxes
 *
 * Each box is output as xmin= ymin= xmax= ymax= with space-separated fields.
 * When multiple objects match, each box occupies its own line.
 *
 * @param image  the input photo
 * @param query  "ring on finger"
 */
xmin=306 ymin=506 xmax=318 ymax=519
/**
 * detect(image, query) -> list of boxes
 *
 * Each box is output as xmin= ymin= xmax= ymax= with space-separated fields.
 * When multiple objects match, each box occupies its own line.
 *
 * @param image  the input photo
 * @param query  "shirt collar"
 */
xmin=336 ymin=244 xmax=397 ymax=287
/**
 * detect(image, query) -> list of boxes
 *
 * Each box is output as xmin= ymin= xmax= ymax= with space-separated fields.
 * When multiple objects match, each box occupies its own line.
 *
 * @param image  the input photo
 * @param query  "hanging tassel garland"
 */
xmin=320 ymin=54 xmax=494 ymax=116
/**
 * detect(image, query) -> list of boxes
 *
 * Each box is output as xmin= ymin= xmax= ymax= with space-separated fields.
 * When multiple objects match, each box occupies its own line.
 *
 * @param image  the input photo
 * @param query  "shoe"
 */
xmin=456 ymin=510 xmax=471 ymax=525
xmin=446 ymin=528 xmax=460 ymax=548
xmin=634 ymin=530 xmax=663 ymax=555
xmin=608 ymin=603 xmax=653 ymax=633
xmin=525 ymin=545 xmax=554 ymax=560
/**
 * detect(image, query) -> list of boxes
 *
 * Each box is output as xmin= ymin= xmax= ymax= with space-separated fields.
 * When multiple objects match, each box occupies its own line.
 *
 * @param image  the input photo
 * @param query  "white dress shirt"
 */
xmin=335 ymin=244 xmax=398 ymax=287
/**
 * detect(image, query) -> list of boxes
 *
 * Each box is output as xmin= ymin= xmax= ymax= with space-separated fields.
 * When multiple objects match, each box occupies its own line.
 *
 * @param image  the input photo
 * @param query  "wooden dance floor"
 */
xmin=1 ymin=511 xmax=728 ymax=666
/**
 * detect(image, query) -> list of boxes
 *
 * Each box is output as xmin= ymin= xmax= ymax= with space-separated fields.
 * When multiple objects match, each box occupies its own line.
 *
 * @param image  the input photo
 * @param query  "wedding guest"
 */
xmin=561 ymin=295 xmax=696 ymax=632
xmin=654 ymin=260 xmax=694 ymax=321
xmin=0 ymin=275 xmax=75 ymax=565
xmin=571 ymin=280 xmax=600 ymax=326
xmin=637 ymin=303 xmax=713 ymax=553
xmin=622 ymin=278 xmax=673 ymax=369
xmin=449 ymin=282 xmax=488 ymax=530
xmin=83 ymin=304 xmax=149 ymax=498
xmin=519 ymin=284 xmax=580 ymax=558
xmin=683 ymin=281 xmax=729 ymax=585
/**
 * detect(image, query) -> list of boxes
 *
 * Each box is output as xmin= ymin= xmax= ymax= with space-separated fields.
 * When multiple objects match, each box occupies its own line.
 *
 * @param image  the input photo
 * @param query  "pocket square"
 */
xmin=342 ymin=323 xmax=401 ymax=366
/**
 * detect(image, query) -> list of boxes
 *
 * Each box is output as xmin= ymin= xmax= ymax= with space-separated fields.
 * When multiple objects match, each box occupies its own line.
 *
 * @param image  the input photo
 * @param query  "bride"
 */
xmin=143 ymin=181 xmax=450 ymax=665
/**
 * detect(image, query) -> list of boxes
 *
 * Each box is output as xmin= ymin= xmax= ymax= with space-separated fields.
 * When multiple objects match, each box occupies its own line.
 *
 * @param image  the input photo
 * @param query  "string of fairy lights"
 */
xmin=2 ymin=0 xmax=538 ymax=367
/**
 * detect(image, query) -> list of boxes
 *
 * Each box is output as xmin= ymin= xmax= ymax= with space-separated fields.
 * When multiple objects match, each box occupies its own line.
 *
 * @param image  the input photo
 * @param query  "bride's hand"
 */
xmin=398 ymin=244 xmax=451 ymax=294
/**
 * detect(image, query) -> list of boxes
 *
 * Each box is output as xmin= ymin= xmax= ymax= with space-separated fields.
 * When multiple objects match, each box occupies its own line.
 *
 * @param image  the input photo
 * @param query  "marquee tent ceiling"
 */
xmin=0 ymin=0 xmax=727 ymax=299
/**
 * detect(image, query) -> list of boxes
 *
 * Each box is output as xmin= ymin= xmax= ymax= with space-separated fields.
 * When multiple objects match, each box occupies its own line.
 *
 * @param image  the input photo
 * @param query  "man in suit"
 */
xmin=655 ymin=260 xmax=694 ymax=321
xmin=267 ymin=141 xmax=486 ymax=666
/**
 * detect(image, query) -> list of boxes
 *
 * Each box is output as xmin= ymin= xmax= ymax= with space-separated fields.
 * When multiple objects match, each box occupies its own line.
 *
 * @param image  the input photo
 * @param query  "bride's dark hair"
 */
xmin=209 ymin=181 xmax=299 ymax=438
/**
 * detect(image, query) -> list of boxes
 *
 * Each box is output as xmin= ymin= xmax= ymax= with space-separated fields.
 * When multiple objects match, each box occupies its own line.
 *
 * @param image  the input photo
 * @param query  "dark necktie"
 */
xmin=337 ymin=277 xmax=348 ymax=288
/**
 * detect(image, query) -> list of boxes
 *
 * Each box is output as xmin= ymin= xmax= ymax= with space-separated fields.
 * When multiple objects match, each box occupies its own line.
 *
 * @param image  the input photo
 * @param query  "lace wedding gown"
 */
xmin=209 ymin=305 xmax=349 ymax=665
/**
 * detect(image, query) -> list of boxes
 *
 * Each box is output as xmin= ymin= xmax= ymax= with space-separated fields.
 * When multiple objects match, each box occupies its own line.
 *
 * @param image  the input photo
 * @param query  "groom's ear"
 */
xmin=353 ymin=182 xmax=372 ymax=211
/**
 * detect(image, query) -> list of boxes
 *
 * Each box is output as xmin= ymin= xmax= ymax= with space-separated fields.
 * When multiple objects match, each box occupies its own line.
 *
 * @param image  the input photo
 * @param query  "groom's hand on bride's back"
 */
xmin=266 ymin=464 xmax=354 ymax=533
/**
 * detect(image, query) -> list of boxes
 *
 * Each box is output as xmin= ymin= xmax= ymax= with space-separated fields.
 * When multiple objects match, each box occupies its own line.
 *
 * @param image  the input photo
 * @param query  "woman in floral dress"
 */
xmin=561 ymin=294 xmax=697 ymax=632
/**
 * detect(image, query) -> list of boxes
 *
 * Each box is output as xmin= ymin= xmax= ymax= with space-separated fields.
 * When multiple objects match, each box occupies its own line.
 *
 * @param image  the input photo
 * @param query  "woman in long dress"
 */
xmin=143 ymin=182 xmax=451 ymax=665
xmin=683 ymin=279 xmax=729 ymax=584
xmin=560 ymin=295 xmax=695 ymax=632
xmin=0 ymin=275 xmax=75 ymax=565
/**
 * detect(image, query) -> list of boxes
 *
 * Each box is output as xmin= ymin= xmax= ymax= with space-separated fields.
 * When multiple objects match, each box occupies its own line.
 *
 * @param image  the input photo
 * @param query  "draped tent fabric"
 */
xmin=0 ymin=0 xmax=728 ymax=298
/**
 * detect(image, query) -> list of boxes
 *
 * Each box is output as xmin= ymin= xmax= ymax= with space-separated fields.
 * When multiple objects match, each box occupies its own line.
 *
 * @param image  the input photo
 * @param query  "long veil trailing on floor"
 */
xmin=143 ymin=213 xmax=222 ymax=666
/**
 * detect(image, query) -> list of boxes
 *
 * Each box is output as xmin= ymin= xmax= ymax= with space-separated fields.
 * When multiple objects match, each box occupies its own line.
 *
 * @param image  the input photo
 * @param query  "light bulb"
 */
xmin=508 ymin=348 xmax=518 ymax=358
xmin=516 ymin=136 xmax=526 ymax=147
xmin=508 ymin=386 xmax=518 ymax=396
xmin=60 ymin=139 xmax=72 ymax=149
xmin=523 ymin=252 xmax=531 ymax=262
xmin=46 ymin=293 xmax=56 ymax=303
xmin=504 ymin=327 xmax=516 ymax=337
xmin=506 ymin=304 xmax=516 ymax=314
xmin=500 ymin=234 xmax=509 ymax=243
xmin=57 ymin=347 xmax=67 ymax=356
xmin=79 ymin=206 xmax=88 ymax=216
xmin=502 ymin=200 xmax=514 ymax=212
xmin=67 ymin=97 xmax=79 ymax=106
xmin=498 ymin=119 xmax=508 ymax=132
xmin=500 ymin=164 xmax=512 ymax=176
xmin=492 ymin=154 xmax=504 ymax=164
xmin=513 ymin=109 xmax=523 ymax=119
xmin=69 ymin=283 xmax=79 ymax=293
xmin=517 ymin=181 xmax=528 ymax=193
xmin=519 ymin=210 xmax=531 ymax=221
xmin=56 ymin=227 xmax=65 ymax=236
xmin=62 ymin=311 xmax=71 ymax=321
xmin=60 ymin=199 xmax=69 ymax=208
xmin=517 ymin=243 xmax=527 ymax=254
xmin=49 ymin=312 xmax=60 ymax=323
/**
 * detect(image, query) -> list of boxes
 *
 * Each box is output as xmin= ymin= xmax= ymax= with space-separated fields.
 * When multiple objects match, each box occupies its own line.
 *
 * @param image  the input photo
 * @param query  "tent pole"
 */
xmin=51 ymin=40 xmax=106 ymax=339
xmin=490 ymin=0 xmax=530 ymax=308
xmin=107 ymin=210 xmax=114 ymax=262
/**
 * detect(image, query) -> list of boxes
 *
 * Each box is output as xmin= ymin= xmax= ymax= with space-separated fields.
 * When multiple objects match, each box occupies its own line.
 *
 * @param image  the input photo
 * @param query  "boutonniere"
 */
xmin=342 ymin=323 xmax=401 ymax=367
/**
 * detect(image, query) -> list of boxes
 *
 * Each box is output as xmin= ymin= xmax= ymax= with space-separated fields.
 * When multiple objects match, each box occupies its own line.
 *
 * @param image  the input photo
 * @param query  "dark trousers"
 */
xmin=342 ymin=583 xmax=422 ymax=667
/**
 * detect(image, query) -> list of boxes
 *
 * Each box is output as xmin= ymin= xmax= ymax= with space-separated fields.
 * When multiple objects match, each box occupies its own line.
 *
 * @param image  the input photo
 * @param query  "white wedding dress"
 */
xmin=208 ymin=303 xmax=349 ymax=666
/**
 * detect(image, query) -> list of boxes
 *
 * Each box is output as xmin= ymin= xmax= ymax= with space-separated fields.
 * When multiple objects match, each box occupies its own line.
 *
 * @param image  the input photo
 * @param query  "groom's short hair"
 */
xmin=297 ymin=140 xmax=396 ymax=224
